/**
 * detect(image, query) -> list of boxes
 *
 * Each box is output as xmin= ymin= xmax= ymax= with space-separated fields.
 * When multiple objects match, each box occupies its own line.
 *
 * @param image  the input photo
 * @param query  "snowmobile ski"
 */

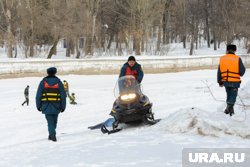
xmin=144 ymin=118 xmax=161 ymax=125
xmin=88 ymin=118 xmax=115 ymax=130
xmin=101 ymin=125 xmax=122 ymax=134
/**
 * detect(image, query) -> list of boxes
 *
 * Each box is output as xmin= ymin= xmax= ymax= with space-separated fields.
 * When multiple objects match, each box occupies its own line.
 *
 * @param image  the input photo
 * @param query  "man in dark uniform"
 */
xmin=36 ymin=67 xmax=66 ymax=142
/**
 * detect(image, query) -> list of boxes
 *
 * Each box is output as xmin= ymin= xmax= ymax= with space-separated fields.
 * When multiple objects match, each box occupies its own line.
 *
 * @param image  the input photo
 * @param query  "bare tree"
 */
xmin=0 ymin=0 xmax=19 ymax=58
xmin=1 ymin=0 xmax=250 ymax=58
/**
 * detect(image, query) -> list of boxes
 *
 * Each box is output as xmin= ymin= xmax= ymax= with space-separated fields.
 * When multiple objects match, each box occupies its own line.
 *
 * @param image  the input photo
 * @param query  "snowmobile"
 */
xmin=100 ymin=75 xmax=159 ymax=134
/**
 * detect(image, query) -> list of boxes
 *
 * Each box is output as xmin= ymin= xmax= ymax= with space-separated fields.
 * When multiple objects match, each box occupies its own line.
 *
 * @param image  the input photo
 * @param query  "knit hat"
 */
xmin=128 ymin=56 xmax=136 ymax=61
xmin=47 ymin=67 xmax=57 ymax=76
xmin=227 ymin=44 xmax=237 ymax=51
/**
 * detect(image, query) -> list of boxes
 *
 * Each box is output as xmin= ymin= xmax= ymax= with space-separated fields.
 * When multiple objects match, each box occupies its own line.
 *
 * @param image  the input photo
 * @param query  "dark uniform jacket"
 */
xmin=119 ymin=62 xmax=144 ymax=83
xmin=36 ymin=76 xmax=66 ymax=114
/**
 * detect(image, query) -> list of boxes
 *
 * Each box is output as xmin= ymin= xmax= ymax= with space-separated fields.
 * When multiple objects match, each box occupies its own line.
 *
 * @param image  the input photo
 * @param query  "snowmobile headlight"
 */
xmin=128 ymin=93 xmax=136 ymax=99
xmin=120 ymin=93 xmax=136 ymax=101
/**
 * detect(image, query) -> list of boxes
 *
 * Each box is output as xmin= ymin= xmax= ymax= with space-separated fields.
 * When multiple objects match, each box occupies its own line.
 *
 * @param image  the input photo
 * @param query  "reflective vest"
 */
xmin=41 ymin=81 xmax=61 ymax=102
xmin=63 ymin=82 xmax=68 ymax=90
xmin=220 ymin=54 xmax=241 ymax=82
xmin=126 ymin=67 xmax=138 ymax=80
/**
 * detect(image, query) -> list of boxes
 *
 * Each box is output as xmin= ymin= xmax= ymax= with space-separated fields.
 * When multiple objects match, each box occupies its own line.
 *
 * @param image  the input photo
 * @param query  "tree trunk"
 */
xmin=195 ymin=22 xmax=198 ymax=50
xmin=66 ymin=38 xmax=70 ymax=57
xmin=7 ymin=38 xmax=13 ymax=58
xmin=213 ymin=34 xmax=217 ymax=50
xmin=162 ymin=12 xmax=167 ymax=44
xmin=24 ymin=46 xmax=28 ymax=58
xmin=244 ymin=38 xmax=248 ymax=49
xmin=29 ymin=10 xmax=34 ymax=58
xmin=212 ymin=26 xmax=217 ymax=50
xmin=29 ymin=43 xmax=34 ymax=58
xmin=141 ymin=29 xmax=145 ymax=52
xmin=6 ymin=9 xmax=13 ymax=58
xmin=162 ymin=0 xmax=172 ymax=44
xmin=65 ymin=38 xmax=75 ymax=57
xmin=134 ymin=12 xmax=141 ymax=55
xmin=76 ymin=38 xmax=81 ymax=59
xmin=134 ymin=36 xmax=140 ymax=55
xmin=85 ymin=37 xmax=92 ymax=56
xmin=14 ymin=44 xmax=17 ymax=58
xmin=47 ymin=37 xmax=59 ymax=59
xmin=183 ymin=35 xmax=186 ymax=49
xmin=70 ymin=39 xmax=75 ymax=55
xmin=107 ymin=33 xmax=114 ymax=50
xmin=189 ymin=17 xmax=195 ymax=55
xmin=115 ymin=33 xmax=119 ymax=49
xmin=205 ymin=0 xmax=210 ymax=48
xmin=156 ymin=26 xmax=161 ymax=53
xmin=182 ymin=1 xmax=186 ymax=49
xmin=189 ymin=38 xmax=194 ymax=55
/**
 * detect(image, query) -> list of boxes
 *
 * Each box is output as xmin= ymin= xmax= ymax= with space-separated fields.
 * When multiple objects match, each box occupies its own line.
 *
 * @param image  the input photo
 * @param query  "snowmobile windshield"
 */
xmin=114 ymin=75 xmax=142 ymax=98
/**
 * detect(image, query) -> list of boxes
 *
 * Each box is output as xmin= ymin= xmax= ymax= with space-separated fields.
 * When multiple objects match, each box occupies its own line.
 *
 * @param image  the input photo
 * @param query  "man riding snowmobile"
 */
xmin=111 ymin=75 xmax=155 ymax=124
xmin=89 ymin=56 xmax=158 ymax=134
xmin=119 ymin=56 xmax=144 ymax=83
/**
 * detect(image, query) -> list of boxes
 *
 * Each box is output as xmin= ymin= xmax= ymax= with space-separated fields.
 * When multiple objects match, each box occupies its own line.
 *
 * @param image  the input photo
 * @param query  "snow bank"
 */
xmin=153 ymin=73 xmax=250 ymax=139
xmin=239 ymin=81 xmax=250 ymax=105
xmin=0 ymin=55 xmax=249 ymax=76
xmin=158 ymin=107 xmax=250 ymax=139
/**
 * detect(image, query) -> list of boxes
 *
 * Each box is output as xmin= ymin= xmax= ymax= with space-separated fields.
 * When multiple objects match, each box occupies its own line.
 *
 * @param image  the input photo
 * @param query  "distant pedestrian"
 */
xmin=63 ymin=80 xmax=69 ymax=97
xmin=36 ymin=67 xmax=66 ymax=142
xmin=217 ymin=44 xmax=246 ymax=116
xmin=22 ymin=85 xmax=29 ymax=106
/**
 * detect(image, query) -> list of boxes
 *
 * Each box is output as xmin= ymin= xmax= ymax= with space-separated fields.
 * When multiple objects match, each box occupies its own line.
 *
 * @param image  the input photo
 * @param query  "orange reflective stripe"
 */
xmin=220 ymin=54 xmax=240 ymax=82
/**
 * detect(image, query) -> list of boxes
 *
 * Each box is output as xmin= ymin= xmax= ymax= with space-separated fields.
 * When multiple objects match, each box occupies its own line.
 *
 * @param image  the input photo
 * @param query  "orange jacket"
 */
xmin=63 ymin=82 xmax=69 ymax=90
xmin=219 ymin=54 xmax=240 ymax=82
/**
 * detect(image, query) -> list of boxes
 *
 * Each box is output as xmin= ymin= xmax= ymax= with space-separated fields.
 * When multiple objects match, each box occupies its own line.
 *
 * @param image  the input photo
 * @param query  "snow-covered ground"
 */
xmin=0 ymin=69 xmax=250 ymax=167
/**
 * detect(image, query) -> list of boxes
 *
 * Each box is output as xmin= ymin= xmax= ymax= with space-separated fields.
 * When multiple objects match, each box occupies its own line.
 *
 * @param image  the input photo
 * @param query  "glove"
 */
xmin=38 ymin=108 xmax=42 ymax=112
xmin=61 ymin=109 xmax=65 ymax=113
xmin=218 ymin=81 xmax=224 ymax=87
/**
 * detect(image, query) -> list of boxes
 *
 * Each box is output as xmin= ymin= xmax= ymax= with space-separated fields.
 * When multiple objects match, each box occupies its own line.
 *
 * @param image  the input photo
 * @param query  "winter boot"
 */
xmin=224 ymin=105 xmax=230 ymax=115
xmin=228 ymin=106 xmax=234 ymax=116
xmin=48 ymin=135 xmax=57 ymax=142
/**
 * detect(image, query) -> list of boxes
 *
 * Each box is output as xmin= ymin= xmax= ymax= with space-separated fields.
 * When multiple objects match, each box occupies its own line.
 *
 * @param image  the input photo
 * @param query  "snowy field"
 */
xmin=1 ymin=69 xmax=250 ymax=167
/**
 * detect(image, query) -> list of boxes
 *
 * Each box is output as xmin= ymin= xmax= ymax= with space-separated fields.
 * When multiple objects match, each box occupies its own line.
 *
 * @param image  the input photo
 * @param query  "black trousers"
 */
xmin=22 ymin=97 xmax=29 ymax=106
